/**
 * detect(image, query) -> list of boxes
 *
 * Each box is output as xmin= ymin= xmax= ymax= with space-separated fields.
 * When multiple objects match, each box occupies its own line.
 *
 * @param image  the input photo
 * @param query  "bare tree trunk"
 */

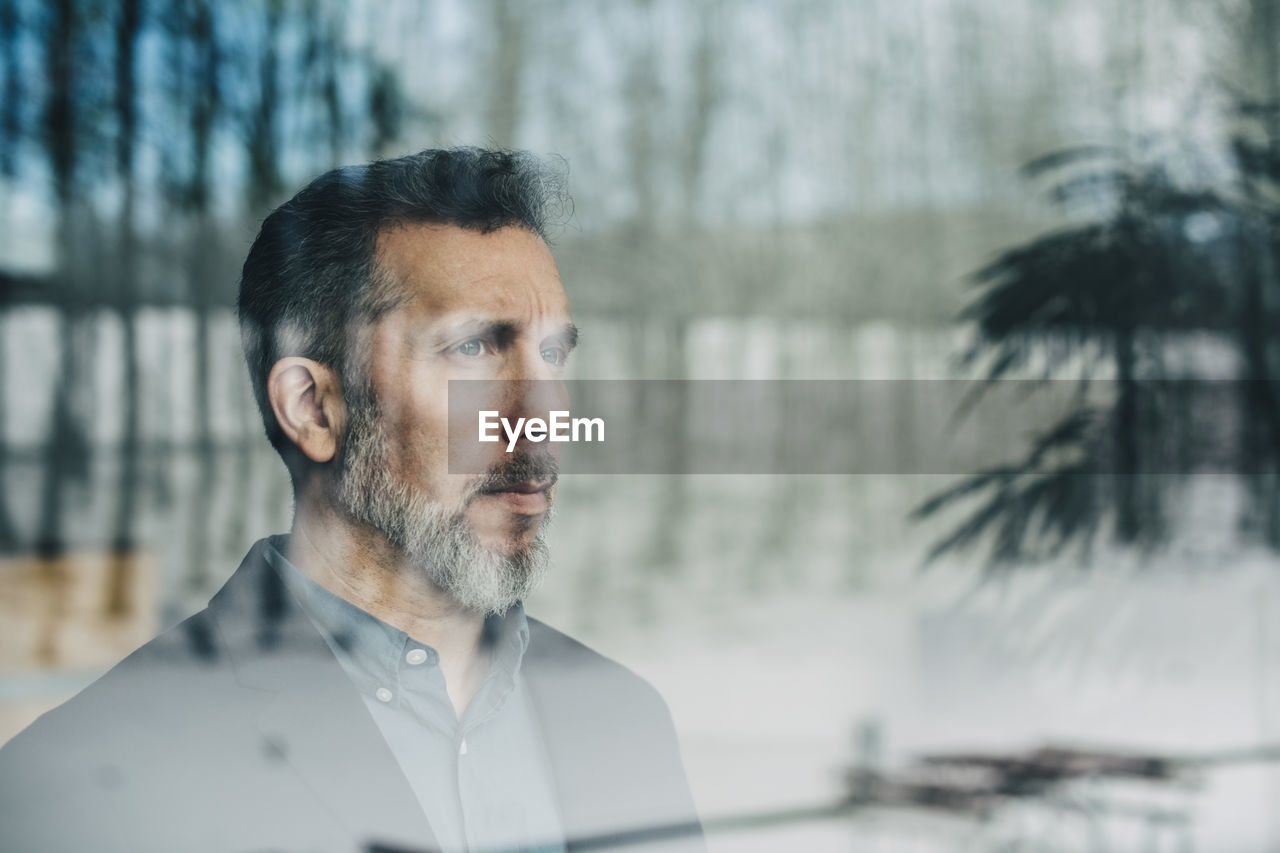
xmin=319 ymin=13 xmax=344 ymax=164
xmin=0 ymin=0 xmax=18 ymax=547
xmin=35 ymin=0 xmax=81 ymax=560
xmin=106 ymin=0 xmax=143 ymax=619
xmin=0 ymin=6 xmax=20 ymax=552
xmin=488 ymin=0 xmax=524 ymax=148
xmin=681 ymin=2 xmax=720 ymax=212
xmin=247 ymin=0 xmax=283 ymax=211
xmin=188 ymin=263 xmax=216 ymax=593
xmin=185 ymin=0 xmax=224 ymax=594
xmin=0 ymin=0 xmax=21 ymax=178
xmin=626 ymin=0 xmax=658 ymax=239
xmin=1234 ymin=0 xmax=1280 ymax=545
xmin=0 ymin=309 xmax=15 ymax=551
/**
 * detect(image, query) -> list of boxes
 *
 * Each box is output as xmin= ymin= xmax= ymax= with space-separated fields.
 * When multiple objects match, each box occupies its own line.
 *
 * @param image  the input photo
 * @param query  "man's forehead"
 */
xmin=374 ymin=222 xmax=568 ymax=316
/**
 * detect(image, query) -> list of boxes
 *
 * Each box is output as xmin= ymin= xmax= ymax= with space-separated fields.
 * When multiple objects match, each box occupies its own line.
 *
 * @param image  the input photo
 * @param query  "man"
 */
xmin=0 ymin=149 xmax=702 ymax=853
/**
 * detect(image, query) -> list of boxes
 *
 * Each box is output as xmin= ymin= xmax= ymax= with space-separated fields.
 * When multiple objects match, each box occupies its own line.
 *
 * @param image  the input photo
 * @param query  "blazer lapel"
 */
xmin=521 ymin=626 xmax=644 ymax=847
xmin=522 ymin=621 xmax=705 ymax=853
xmin=209 ymin=542 xmax=439 ymax=853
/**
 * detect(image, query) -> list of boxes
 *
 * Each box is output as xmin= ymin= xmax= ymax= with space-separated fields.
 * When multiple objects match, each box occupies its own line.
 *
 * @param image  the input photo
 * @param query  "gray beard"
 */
xmin=332 ymin=393 xmax=551 ymax=616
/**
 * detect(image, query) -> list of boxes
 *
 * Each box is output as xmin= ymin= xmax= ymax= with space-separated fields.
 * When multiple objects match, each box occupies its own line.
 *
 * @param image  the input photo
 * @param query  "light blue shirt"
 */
xmin=265 ymin=536 xmax=566 ymax=853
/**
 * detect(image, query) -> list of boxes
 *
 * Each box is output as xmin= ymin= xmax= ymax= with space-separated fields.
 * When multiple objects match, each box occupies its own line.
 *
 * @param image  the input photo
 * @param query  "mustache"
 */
xmin=469 ymin=450 xmax=560 ymax=496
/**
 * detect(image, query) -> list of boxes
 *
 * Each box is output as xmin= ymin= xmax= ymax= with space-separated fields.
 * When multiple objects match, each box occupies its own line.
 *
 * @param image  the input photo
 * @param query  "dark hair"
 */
xmin=237 ymin=147 xmax=568 ymax=457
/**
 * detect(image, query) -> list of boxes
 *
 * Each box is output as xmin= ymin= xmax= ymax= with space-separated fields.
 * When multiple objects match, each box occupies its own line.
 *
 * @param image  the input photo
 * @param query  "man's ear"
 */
xmin=267 ymin=357 xmax=345 ymax=464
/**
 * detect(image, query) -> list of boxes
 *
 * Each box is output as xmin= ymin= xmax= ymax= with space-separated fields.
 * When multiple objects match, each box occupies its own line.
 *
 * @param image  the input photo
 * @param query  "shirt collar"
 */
xmin=262 ymin=534 xmax=530 ymax=696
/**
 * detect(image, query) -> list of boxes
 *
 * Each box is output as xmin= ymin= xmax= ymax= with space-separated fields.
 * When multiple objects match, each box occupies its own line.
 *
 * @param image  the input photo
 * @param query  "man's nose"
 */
xmin=499 ymin=347 xmax=570 ymax=434
xmin=501 ymin=375 xmax=568 ymax=422
xmin=506 ymin=342 xmax=559 ymax=382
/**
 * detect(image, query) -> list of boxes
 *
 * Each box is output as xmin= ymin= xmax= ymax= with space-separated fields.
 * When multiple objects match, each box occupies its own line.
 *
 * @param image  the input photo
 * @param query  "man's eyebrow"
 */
xmin=417 ymin=319 xmax=577 ymax=352
xmin=424 ymin=318 xmax=518 ymax=347
xmin=553 ymin=323 xmax=580 ymax=351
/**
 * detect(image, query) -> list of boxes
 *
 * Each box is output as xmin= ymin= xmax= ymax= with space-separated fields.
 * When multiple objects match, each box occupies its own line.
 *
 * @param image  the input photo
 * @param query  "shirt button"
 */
xmin=405 ymin=648 xmax=429 ymax=665
xmin=375 ymin=687 xmax=394 ymax=703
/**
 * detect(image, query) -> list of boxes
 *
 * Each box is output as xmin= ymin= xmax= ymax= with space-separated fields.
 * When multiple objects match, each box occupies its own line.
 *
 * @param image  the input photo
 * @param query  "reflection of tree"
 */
xmin=1231 ymin=95 xmax=1280 ymax=545
xmin=917 ymin=110 xmax=1280 ymax=566
xmin=0 ymin=1 xmax=20 ymax=551
xmin=105 ymin=0 xmax=142 ymax=617
xmin=181 ymin=0 xmax=232 ymax=595
xmin=0 ymin=0 xmax=405 ymax=564
xmin=34 ymin=0 xmax=92 ymax=561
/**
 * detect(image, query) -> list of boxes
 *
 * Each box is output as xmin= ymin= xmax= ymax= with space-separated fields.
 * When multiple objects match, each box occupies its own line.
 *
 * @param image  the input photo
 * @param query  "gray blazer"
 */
xmin=0 ymin=540 xmax=704 ymax=853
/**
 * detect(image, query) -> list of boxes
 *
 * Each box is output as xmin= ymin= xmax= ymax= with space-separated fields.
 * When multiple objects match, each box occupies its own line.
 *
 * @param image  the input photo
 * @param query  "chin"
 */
xmin=467 ymin=501 xmax=552 ymax=545
xmin=475 ymin=530 xmax=543 ymax=561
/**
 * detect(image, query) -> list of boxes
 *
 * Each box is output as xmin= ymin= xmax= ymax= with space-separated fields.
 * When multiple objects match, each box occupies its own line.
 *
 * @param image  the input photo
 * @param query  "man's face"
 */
xmin=332 ymin=223 xmax=576 ymax=614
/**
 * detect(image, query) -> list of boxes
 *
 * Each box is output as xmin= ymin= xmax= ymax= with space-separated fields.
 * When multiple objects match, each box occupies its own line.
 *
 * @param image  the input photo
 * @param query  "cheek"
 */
xmin=373 ymin=362 xmax=449 ymax=441
xmin=370 ymin=357 xmax=482 ymax=492
xmin=372 ymin=394 xmax=449 ymax=476
xmin=391 ymin=413 xmax=450 ymax=471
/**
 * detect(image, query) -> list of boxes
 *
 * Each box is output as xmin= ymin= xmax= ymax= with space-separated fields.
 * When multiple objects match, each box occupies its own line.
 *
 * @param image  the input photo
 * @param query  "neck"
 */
xmin=287 ymin=490 xmax=492 ymax=718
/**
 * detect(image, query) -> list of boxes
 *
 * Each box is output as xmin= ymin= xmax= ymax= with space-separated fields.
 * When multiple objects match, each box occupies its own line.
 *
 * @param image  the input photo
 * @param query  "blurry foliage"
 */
xmin=916 ymin=99 xmax=1280 ymax=567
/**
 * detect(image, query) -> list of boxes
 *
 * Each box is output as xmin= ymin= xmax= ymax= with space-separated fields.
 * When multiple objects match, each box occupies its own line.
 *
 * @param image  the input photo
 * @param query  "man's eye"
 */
xmin=541 ymin=347 xmax=567 ymax=366
xmin=456 ymin=339 xmax=485 ymax=357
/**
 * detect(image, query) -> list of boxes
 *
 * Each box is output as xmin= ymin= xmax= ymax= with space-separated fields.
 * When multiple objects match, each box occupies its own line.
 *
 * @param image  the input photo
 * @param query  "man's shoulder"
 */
xmin=525 ymin=615 xmax=609 ymax=664
xmin=1 ymin=606 xmax=235 ymax=759
xmin=523 ymin=616 xmax=677 ymax=726
xmin=525 ymin=616 xmax=650 ymax=685
xmin=0 ymin=606 xmax=259 ymax=849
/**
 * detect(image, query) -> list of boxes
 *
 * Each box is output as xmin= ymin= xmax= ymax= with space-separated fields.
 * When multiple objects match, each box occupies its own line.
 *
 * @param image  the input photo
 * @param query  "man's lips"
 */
xmin=475 ymin=480 xmax=554 ymax=513
xmin=489 ymin=480 xmax=551 ymax=495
